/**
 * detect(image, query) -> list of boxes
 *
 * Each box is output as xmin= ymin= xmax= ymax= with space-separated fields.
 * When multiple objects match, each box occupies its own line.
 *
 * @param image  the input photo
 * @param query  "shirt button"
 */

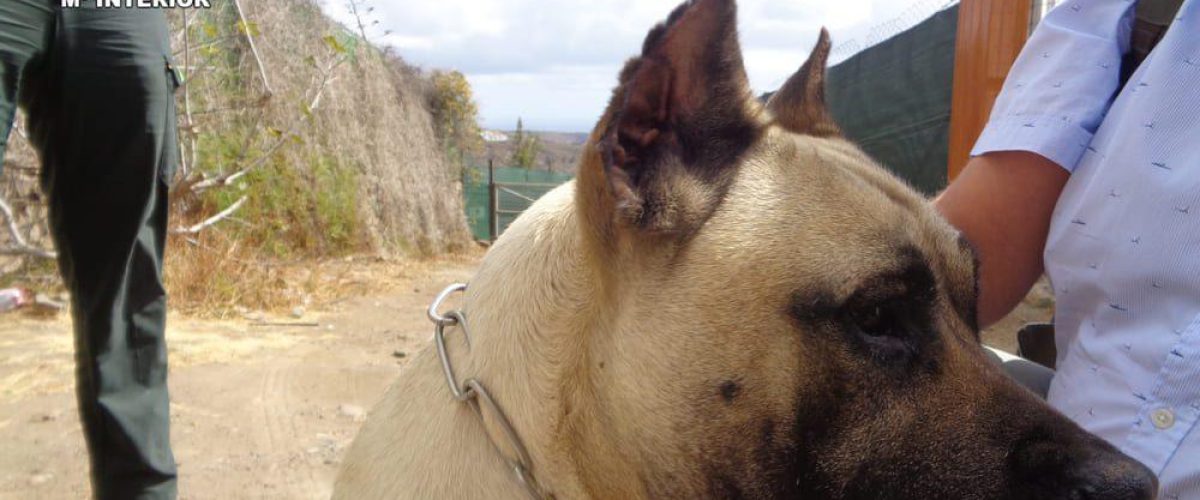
xmin=1151 ymin=408 xmax=1175 ymax=430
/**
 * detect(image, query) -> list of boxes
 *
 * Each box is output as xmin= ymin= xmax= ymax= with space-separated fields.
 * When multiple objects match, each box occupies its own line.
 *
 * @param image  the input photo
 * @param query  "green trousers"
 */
xmin=0 ymin=1 xmax=178 ymax=498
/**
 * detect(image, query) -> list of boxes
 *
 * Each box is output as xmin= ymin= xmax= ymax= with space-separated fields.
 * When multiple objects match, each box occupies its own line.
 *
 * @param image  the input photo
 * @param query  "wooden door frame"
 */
xmin=946 ymin=1 xmax=1036 ymax=181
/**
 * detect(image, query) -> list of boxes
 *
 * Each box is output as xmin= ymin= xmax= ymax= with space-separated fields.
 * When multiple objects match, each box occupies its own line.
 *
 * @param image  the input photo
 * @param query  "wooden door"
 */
xmin=947 ymin=1 xmax=1032 ymax=180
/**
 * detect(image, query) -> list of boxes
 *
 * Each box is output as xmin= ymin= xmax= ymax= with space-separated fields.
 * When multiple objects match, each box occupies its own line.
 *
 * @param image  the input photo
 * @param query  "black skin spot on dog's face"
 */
xmin=719 ymin=380 xmax=741 ymax=403
xmin=692 ymin=247 xmax=949 ymax=498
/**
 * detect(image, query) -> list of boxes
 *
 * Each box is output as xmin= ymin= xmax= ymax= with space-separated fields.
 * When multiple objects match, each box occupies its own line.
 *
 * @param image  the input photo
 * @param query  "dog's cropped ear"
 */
xmin=766 ymin=28 xmax=841 ymax=137
xmin=584 ymin=0 xmax=760 ymax=239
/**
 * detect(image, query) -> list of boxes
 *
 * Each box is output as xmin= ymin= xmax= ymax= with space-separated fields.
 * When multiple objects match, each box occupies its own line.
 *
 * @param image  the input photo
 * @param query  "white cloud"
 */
xmin=320 ymin=0 xmax=953 ymax=132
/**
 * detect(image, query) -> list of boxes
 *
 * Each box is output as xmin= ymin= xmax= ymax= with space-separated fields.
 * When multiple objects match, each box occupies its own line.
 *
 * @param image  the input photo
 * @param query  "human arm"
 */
xmin=934 ymin=0 xmax=1136 ymax=328
xmin=935 ymin=152 xmax=1067 ymax=328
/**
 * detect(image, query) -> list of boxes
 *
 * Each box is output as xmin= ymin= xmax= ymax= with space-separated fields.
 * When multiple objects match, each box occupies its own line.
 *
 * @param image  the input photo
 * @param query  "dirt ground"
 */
xmin=0 ymin=253 xmax=479 ymax=500
xmin=0 ymin=253 xmax=1052 ymax=499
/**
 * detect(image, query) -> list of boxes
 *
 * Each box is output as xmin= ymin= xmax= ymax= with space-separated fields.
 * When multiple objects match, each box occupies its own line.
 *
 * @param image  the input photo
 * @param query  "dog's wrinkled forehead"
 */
xmin=673 ymin=124 xmax=981 ymax=334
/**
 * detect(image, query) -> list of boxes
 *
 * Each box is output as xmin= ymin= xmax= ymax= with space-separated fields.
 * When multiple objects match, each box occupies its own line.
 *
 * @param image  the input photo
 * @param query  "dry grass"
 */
xmin=164 ymin=230 xmax=483 ymax=318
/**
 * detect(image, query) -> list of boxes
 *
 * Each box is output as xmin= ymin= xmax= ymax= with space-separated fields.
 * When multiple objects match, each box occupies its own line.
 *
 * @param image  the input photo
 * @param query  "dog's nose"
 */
xmin=1011 ymin=434 xmax=1158 ymax=500
xmin=1069 ymin=451 xmax=1158 ymax=500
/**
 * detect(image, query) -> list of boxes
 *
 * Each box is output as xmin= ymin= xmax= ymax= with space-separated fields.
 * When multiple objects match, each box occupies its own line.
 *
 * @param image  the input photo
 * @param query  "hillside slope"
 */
xmin=0 ymin=0 xmax=470 ymax=282
xmin=198 ymin=0 xmax=471 ymax=255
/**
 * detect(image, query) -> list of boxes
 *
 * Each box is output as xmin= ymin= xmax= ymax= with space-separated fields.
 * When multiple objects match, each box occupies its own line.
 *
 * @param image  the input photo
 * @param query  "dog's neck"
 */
xmin=339 ymin=182 xmax=637 ymax=498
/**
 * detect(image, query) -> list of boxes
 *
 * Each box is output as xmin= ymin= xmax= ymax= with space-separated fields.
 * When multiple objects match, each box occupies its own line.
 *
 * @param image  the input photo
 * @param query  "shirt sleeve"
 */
xmin=970 ymin=0 xmax=1136 ymax=173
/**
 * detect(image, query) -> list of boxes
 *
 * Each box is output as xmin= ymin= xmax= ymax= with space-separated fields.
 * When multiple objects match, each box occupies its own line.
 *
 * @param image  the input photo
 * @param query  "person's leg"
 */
xmin=0 ymin=0 xmax=54 ymax=171
xmin=23 ymin=2 xmax=179 ymax=498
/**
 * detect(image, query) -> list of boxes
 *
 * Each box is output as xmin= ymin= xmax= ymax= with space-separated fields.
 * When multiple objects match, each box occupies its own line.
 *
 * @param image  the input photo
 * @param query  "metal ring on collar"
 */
xmin=427 ymin=283 xmax=467 ymax=324
xmin=435 ymin=310 xmax=474 ymax=401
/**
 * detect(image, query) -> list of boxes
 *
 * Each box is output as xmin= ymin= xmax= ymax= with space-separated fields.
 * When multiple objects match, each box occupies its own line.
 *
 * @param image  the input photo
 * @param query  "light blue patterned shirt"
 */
xmin=973 ymin=0 xmax=1199 ymax=496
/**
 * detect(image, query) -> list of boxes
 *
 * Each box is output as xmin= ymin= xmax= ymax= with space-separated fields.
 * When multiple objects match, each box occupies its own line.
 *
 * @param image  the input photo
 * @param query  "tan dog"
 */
xmin=334 ymin=0 xmax=1156 ymax=498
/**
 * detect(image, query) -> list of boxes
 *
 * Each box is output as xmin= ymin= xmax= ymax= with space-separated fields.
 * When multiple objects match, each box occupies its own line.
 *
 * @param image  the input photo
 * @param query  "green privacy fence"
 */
xmin=463 ymin=165 xmax=575 ymax=241
xmin=824 ymin=5 xmax=959 ymax=195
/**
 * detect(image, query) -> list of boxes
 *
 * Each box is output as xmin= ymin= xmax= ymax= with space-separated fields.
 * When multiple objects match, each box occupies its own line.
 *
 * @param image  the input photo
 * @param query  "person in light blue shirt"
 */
xmin=937 ymin=0 xmax=1198 ymax=497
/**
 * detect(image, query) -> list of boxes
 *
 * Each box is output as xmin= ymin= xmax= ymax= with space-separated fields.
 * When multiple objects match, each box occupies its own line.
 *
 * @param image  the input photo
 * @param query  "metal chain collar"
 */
xmin=427 ymin=283 xmax=549 ymax=500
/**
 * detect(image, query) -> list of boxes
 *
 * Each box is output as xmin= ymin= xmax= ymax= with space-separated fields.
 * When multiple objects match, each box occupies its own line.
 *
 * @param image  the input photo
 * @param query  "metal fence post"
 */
xmin=488 ymin=159 xmax=498 ymax=241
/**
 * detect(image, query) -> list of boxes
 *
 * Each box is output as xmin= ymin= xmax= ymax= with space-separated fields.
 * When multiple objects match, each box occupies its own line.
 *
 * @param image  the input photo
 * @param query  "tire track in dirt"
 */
xmin=250 ymin=354 xmax=322 ymax=498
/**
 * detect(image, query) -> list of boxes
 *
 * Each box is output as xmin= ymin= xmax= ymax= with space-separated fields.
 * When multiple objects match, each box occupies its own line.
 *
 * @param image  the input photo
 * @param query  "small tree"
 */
xmin=428 ymin=70 xmax=483 ymax=171
xmin=509 ymin=117 xmax=540 ymax=169
xmin=511 ymin=118 xmax=525 ymax=154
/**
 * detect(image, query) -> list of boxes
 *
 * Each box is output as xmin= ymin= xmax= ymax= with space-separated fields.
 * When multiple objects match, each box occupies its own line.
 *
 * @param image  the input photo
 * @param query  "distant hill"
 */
xmin=532 ymin=131 xmax=590 ymax=146
xmin=478 ymin=130 xmax=588 ymax=174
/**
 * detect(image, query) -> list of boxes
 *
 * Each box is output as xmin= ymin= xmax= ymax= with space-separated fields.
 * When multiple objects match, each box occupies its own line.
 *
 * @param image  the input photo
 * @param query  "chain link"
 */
xmin=429 ymin=283 xmax=549 ymax=500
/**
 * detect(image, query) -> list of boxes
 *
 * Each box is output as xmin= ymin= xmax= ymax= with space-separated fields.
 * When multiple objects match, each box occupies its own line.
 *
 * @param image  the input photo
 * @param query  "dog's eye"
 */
xmin=852 ymin=303 xmax=902 ymax=339
xmin=845 ymin=300 xmax=915 ymax=363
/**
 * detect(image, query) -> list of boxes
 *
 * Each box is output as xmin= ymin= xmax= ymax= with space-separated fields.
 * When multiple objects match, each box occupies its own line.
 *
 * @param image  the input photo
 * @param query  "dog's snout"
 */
xmin=1072 ymin=452 xmax=1158 ymax=500
xmin=1011 ymin=433 xmax=1158 ymax=500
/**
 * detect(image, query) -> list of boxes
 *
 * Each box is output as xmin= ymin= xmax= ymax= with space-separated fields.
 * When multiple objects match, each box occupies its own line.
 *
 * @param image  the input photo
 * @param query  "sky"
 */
xmin=319 ymin=0 xmax=955 ymax=133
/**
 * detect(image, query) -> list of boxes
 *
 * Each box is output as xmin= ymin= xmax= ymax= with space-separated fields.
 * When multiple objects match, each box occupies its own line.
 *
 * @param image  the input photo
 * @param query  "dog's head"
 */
xmin=567 ymin=0 xmax=1156 ymax=498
